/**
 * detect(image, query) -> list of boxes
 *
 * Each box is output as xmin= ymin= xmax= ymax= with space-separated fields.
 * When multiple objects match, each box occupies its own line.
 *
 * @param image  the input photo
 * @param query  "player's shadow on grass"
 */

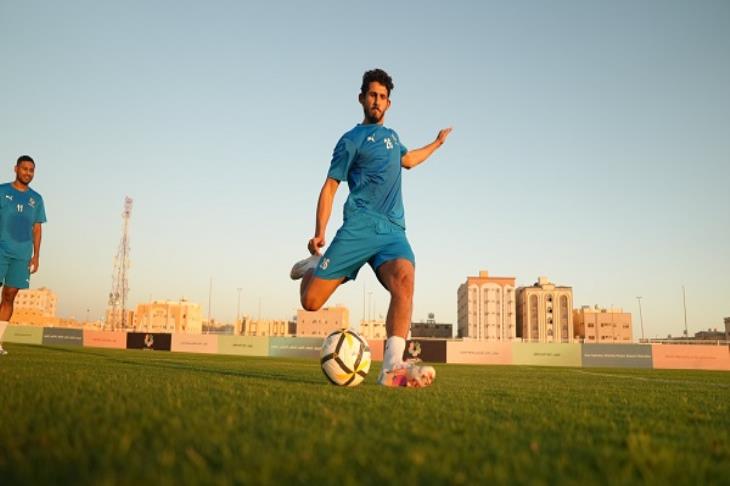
xmin=40 ymin=345 xmax=325 ymax=385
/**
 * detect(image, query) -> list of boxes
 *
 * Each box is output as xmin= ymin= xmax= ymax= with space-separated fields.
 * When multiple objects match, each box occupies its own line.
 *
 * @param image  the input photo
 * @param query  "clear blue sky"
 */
xmin=1 ymin=1 xmax=728 ymax=338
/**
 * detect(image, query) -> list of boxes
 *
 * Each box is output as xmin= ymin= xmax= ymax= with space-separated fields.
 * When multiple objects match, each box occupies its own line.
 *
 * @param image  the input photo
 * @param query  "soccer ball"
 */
xmin=320 ymin=329 xmax=371 ymax=386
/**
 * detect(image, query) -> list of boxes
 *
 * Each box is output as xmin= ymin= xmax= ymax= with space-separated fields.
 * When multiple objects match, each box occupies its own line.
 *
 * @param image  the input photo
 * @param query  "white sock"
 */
xmin=383 ymin=336 xmax=406 ymax=371
xmin=0 ymin=320 xmax=8 ymax=344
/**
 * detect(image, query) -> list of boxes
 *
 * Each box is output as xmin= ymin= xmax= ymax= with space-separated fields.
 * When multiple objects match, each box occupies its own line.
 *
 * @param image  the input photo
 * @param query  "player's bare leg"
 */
xmin=300 ymin=271 xmax=345 ymax=312
xmin=375 ymin=259 xmax=435 ymax=387
xmin=376 ymin=259 xmax=414 ymax=339
xmin=0 ymin=286 xmax=18 ymax=355
xmin=0 ymin=286 xmax=19 ymax=321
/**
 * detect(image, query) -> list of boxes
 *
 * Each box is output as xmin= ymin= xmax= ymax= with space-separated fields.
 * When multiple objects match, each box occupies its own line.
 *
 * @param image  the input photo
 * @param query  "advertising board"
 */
xmin=83 ymin=330 xmax=127 ymax=349
xmin=512 ymin=343 xmax=582 ymax=367
xmin=367 ymin=339 xmax=384 ymax=361
xmin=446 ymin=340 xmax=512 ymax=365
xmin=582 ymin=344 xmax=653 ymax=368
xmin=269 ymin=337 xmax=323 ymax=359
xmin=403 ymin=339 xmax=447 ymax=363
xmin=2 ymin=325 xmax=43 ymax=344
xmin=126 ymin=332 xmax=172 ymax=351
xmin=217 ymin=336 xmax=270 ymax=357
xmin=171 ymin=334 xmax=219 ymax=354
xmin=42 ymin=328 xmax=83 ymax=346
xmin=652 ymin=344 xmax=730 ymax=371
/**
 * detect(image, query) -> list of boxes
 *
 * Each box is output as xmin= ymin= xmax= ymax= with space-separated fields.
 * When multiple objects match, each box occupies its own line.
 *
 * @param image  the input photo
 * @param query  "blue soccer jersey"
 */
xmin=0 ymin=183 xmax=47 ymax=260
xmin=327 ymin=124 xmax=408 ymax=229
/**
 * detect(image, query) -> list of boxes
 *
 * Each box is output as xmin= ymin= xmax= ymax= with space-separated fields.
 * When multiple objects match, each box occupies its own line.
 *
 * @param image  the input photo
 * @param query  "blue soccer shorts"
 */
xmin=313 ymin=213 xmax=415 ymax=281
xmin=0 ymin=253 xmax=31 ymax=289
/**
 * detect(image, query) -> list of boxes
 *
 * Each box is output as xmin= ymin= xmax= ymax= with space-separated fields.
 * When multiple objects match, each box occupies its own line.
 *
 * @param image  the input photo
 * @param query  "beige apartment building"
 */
xmin=574 ymin=306 xmax=633 ymax=343
xmin=10 ymin=287 xmax=58 ymax=326
xmin=104 ymin=308 xmax=135 ymax=330
xmin=516 ymin=276 xmax=574 ymax=343
xmin=360 ymin=318 xmax=386 ymax=339
xmin=457 ymin=270 xmax=516 ymax=340
xmin=133 ymin=300 xmax=203 ymax=333
xmin=296 ymin=305 xmax=349 ymax=337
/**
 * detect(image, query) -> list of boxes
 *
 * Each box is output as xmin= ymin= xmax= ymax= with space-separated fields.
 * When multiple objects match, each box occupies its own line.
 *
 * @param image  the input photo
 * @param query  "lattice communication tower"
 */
xmin=108 ymin=196 xmax=133 ymax=330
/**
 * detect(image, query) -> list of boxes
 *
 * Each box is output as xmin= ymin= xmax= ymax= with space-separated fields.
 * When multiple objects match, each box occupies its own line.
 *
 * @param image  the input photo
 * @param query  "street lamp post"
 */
xmin=207 ymin=276 xmax=212 ymax=334
xmin=636 ymin=296 xmax=645 ymax=341
xmin=368 ymin=292 xmax=373 ymax=323
xmin=237 ymin=287 xmax=242 ymax=326
xmin=682 ymin=285 xmax=689 ymax=338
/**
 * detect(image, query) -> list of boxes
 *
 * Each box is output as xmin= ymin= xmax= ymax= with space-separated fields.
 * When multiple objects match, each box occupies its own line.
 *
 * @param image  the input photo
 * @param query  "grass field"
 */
xmin=1 ymin=344 xmax=728 ymax=485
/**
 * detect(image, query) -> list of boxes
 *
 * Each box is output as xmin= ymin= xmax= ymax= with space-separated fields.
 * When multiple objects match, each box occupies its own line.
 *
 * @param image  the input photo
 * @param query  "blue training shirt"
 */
xmin=327 ymin=124 xmax=408 ymax=228
xmin=0 ymin=183 xmax=47 ymax=260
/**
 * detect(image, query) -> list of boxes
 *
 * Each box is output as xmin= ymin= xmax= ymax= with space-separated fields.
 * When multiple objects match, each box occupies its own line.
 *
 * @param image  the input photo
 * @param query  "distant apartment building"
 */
xmin=360 ymin=318 xmax=386 ymax=339
xmin=457 ymin=270 xmax=516 ymax=340
xmin=573 ymin=306 xmax=632 ymax=343
xmin=693 ymin=329 xmax=727 ymax=341
xmin=725 ymin=317 xmax=730 ymax=341
xmin=296 ymin=306 xmax=349 ymax=337
xmin=516 ymin=276 xmax=574 ymax=343
xmin=359 ymin=317 xmax=453 ymax=339
xmin=238 ymin=317 xmax=288 ymax=337
xmin=104 ymin=308 xmax=135 ymax=330
xmin=411 ymin=321 xmax=453 ymax=338
xmin=133 ymin=300 xmax=203 ymax=333
xmin=10 ymin=287 xmax=58 ymax=326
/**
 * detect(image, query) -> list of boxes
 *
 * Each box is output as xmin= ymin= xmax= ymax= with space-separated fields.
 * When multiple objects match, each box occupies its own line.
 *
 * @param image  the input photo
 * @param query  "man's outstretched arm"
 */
xmin=308 ymin=177 xmax=341 ymax=255
xmin=401 ymin=127 xmax=452 ymax=169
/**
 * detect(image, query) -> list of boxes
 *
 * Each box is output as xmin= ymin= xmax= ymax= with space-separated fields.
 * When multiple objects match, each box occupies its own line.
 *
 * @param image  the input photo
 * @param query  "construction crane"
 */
xmin=107 ymin=196 xmax=133 ymax=330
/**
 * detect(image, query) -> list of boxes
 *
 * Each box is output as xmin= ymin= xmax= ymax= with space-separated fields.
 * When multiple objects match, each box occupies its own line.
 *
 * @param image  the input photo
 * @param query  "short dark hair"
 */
xmin=361 ymin=69 xmax=394 ymax=97
xmin=17 ymin=155 xmax=35 ymax=166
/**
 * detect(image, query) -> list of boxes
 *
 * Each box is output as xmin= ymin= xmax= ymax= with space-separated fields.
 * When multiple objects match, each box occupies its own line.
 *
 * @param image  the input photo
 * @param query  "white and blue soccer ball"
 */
xmin=320 ymin=329 xmax=371 ymax=386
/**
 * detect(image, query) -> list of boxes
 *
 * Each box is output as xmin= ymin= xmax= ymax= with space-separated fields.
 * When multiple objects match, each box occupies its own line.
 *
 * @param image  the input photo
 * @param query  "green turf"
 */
xmin=1 ymin=344 xmax=728 ymax=485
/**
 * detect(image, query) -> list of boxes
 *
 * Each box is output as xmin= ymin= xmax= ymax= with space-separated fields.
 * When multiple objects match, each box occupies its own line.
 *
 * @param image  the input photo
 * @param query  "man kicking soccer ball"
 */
xmin=290 ymin=69 xmax=451 ymax=387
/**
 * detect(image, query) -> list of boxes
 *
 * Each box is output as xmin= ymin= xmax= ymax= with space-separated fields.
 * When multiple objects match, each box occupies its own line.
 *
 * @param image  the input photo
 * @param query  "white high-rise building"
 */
xmin=457 ymin=270 xmax=516 ymax=340
xmin=516 ymin=276 xmax=574 ymax=343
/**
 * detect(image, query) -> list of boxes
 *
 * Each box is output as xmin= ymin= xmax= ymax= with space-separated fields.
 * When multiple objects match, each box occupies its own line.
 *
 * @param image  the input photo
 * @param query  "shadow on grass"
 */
xmin=33 ymin=345 xmax=325 ymax=385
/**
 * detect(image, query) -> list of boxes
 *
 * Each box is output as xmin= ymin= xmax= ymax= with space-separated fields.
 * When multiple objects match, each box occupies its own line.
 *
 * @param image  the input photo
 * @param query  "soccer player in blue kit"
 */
xmin=0 ymin=156 xmax=47 ymax=356
xmin=290 ymin=69 xmax=451 ymax=387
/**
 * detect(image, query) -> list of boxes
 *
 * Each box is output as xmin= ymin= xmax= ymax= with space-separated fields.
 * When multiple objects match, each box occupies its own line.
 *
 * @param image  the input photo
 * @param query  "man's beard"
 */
xmin=363 ymin=107 xmax=383 ymax=124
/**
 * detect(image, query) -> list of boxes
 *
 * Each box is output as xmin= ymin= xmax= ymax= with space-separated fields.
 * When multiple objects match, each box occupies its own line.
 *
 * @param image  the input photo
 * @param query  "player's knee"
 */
xmin=390 ymin=272 xmax=414 ymax=299
xmin=1 ymin=287 xmax=19 ymax=302
xmin=301 ymin=294 xmax=324 ymax=312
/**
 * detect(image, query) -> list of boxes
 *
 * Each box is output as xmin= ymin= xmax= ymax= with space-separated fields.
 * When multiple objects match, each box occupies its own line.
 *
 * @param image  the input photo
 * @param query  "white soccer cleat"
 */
xmin=0 ymin=345 xmax=7 ymax=356
xmin=289 ymin=254 xmax=321 ymax=280
xmin=377 ymin=360 xmax=436 ymax=388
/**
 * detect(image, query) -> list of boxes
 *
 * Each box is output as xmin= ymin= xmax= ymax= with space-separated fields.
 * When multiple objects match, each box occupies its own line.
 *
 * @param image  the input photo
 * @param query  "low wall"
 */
xmin=43 ymin=328 xmax=83 ymax=346
xmin=83 ymin=330 xmax=127 ymax=349
xmin=4 ymin=326 xmax=729 ymax=372
xmin=269 ymin=337 xmax=322 ymax=359
xmin=512 ymin=343 xmax=582 ymax=367
xmin=582 ymin=344 xmax=653 ymax=368
xmin=3 ymin=325 xmax=43 ymax=344
xmin=171 ymin=334 xmax=219 ymax=354
xmin=447 ymin=341 xmax=512 ymax=365
xmin=651 ymin=344 xmax=730 ymax=371
xmin=367 ymin=340 xmax=384 ymax=362
xmin=217 ymin=336 xmax=269 ymax=357
xmin=404 ymin=339 xmax=447 ymax=363
xmin=126 ymin=332 xmax=172 ymax=351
